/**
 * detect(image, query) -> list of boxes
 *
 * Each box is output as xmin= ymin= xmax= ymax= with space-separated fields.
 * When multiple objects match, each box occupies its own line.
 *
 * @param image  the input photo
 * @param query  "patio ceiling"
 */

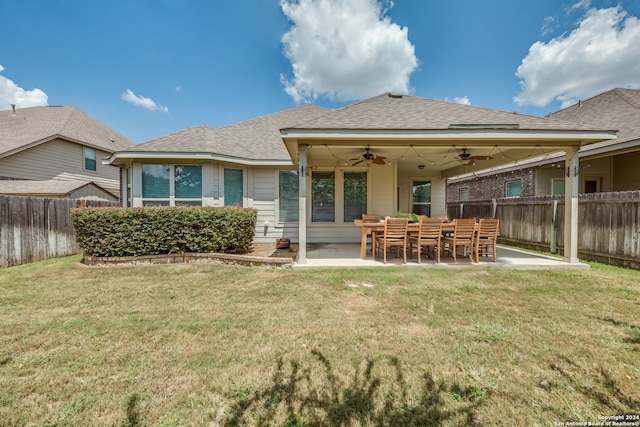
xmin=300 ymin=142 xmax=578 ymax=178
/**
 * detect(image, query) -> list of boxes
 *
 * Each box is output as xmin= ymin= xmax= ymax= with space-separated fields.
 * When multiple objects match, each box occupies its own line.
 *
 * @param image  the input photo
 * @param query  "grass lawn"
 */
xmin=1 ymin=256 xmax=639 ymax=426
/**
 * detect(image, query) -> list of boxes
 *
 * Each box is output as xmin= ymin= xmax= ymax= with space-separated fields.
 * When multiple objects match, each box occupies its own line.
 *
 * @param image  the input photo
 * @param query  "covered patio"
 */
xmin=280 ymin=93 xmax=616 ymax=265
xmin=295 ymin=243 xmax=589 ymax=269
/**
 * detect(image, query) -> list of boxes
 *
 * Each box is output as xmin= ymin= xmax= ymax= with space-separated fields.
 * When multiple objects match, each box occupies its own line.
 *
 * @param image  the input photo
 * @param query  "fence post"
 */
xmin=550 ymin=199 xmax=558 ymax=254
xmin=491 ymin=199 xmax=497 ymax=218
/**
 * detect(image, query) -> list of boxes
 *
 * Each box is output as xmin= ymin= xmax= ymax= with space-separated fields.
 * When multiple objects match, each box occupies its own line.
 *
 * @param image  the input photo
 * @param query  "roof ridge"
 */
xmin=215 ymin=104 xmax=326 ymax=132
xmin=56 ymin=106 xmax=78 ymax=136
xmin=613 ymin=88 xmax=640 ymax=109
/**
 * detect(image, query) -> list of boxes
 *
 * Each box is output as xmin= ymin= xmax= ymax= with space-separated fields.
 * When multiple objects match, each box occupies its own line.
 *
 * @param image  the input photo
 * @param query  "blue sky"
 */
xmin=2 ymin=0 xmax=640 ymax=143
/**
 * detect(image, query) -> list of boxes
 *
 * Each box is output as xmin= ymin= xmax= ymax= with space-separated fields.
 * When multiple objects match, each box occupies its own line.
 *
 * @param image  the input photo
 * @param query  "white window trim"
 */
xmin=307 ymin=167 xmax=368 ymax=224
xmin=220 ymin=167 xmax=247 ymax=207
xmin=83 ymin=147 xmax=97 ymax=172
xmin=410 ymin=178 xmax=432 ymax=215
xmin=551 ymin=178 xmax=565 ymax=195
xmin=505 ymin=180 xmax=522 ymax=198
xmin=141 ymin=164 xmax=203 ymax=207
xmin=276 ymin=169 xmax=299 ymax=224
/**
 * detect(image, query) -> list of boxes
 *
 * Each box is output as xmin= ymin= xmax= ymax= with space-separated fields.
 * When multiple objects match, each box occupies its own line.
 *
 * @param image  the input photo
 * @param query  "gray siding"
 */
xmin=0 ymin=138 xmax=120 ymax=192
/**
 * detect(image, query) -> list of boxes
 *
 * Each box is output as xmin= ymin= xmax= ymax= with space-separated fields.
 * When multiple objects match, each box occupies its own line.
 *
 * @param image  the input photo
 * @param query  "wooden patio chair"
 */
xmin=474 ymin=219 xmax=500 ymax=263
xmin=362 ymin=213 xmax=381 ymax=222
xmin=441 ymin=218 xmax=476 ymax=263
xmin=408 ymin=217 xmax=443 ymax=263
xmin=375 ymin=217 xmax=409 ymax=264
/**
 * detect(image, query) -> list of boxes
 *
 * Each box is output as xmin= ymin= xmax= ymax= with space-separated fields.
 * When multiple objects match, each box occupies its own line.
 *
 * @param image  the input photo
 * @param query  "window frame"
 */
xmin=223 ymin=167 xmax=244 ymax=207
xmin=141 ymin=164 xmax=203 ymax=207
xmin=551 ymin=178 xmax=565 ymax=195
xmin=277 ymin=170 xmax=299 ymax=223
xmin=459 ymin=187 xmax=470 ymax=201
xmin=83 ymin=147 xmax=97 ymax=172
xmin=343 ymin=171 xmax=367 ymax=223
xmin=411 ymin=178 xmax=432 ymax=217
xmin=311 ymin=170 xmax=336 ymax=223
xmin=505 ymin=180 xmax=522 ymax=198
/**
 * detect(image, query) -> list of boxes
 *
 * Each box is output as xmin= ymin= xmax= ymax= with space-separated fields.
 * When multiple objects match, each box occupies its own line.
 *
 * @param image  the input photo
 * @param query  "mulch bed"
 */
xmin=82 ymin=243 xmax=299 ymax=268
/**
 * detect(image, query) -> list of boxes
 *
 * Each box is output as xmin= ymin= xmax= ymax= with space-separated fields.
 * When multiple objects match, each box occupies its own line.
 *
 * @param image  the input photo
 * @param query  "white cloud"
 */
xmin=0 ymin=65 xmax=48 ymax=109
xmin=445 ymin=96 xmax=471 ymax=106
xmin=279 ymin=0 xmax=419 ymax=103
xmin=515 ymin=6 xmax=640 ymax=109
xmin=121 ymin=89 xmax=168 ymax=112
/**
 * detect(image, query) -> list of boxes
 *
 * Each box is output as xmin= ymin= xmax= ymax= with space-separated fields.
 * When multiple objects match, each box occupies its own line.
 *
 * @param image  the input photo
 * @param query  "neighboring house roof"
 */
xmin=447 ymin=88 xmax=639 ymax=182
xmin=112 ymin=104 xmax=328 ymax=164
xmin=549 ymin=88 xmax=640 ymax=155
xmin=0 ymin=105 xmax=134 ymax=159
xmin=0 ymin=179 xmax=117 ymax=199
xmin=286 ymin=93 xmax=612 ymax=132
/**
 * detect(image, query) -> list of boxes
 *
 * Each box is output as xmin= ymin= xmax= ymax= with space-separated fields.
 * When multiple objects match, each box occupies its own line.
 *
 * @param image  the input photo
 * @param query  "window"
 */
xmin=459 ymin=187 xmax=470 ymax=201
xmin=552 ymin=179 xmax=565 ymax=195
xmin=312 ymin=171 xmax=335 ymax=222
xmin=583 ymin=177 xmax=600 ymax=193
xmin=279 ymin=170 xmax=299 ymax=222
xmin=142 ymin=164 xmax=202 ymax=206
xmin=411 ymin=180 xmax=431 ymax=216
xmin=224 ymin=168 xmax=243 ymax=207
xmin=344 ymin=172 xmax=367 ymax=222
xmin=142 ymin=165 xmax=170 ymax=199
xmin=506 ymin=180 xmax=522 ymax=197
xmin=175 ymin=166 xmax=202 ymax=199
xmin=84 ymin=147 xmax=97 ymax=171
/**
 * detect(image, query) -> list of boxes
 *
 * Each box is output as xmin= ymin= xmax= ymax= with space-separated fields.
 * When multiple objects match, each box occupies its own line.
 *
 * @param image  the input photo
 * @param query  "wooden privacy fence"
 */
xmin=447 ymin=191 xmax=640 ymax=269
xmin=0 ymin=196 xmax=118 ymax=268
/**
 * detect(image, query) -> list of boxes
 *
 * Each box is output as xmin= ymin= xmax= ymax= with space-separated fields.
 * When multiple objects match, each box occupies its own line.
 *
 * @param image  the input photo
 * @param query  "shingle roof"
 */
xmin=0 ymin=179 xmax=115 ymax=197
xmin=286 ymin=93 xmax=611 ymax=132
xmin=550 ymin=88 xmax=640 ymax=149
xmin=124 ymin=104 xmax=328 ymax=161
xmin=0 ymin=105 xmax=134 ymax=158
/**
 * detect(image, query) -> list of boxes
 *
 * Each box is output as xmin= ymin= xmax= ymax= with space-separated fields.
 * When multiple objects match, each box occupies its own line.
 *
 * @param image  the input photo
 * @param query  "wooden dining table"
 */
xmin=353 ymin=219 xmax=455 ymax=260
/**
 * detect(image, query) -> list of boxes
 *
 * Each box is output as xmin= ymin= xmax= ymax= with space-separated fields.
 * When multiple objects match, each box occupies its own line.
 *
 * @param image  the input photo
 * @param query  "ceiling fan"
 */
xmin=443 ymin=148 xmax=493 ymax=166
xmin=350 ymin=147 xmax=387 ymax=166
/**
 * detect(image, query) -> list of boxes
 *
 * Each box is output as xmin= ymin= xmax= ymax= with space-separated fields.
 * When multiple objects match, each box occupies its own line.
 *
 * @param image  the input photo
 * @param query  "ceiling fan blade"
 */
xmin=349 ymin=157 xmax=361 ymax=161
xmin=372 ymin=157 xmax=386 ymax=165
xmin=440 ymin=159 xmax=460 ymax=166
xmin=465 ymin=160 xmax=476 ymax=166
xmin=468 ymin=155 xmax=493 ymax=160
xmin=352 ymin=160 xmax=364 ymax=166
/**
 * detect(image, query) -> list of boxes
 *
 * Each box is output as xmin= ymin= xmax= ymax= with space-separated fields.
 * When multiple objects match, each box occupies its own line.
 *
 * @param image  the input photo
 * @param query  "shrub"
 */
xmin=395 ymin=212 xmax=419 ymax=222
xmin=71 ymin=206 xmax=257 ymax=257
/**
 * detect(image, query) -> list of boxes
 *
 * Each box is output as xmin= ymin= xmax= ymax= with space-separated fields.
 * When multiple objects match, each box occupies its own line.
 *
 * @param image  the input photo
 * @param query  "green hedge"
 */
xmin=71 ymin=206 xmax=257 ymax=257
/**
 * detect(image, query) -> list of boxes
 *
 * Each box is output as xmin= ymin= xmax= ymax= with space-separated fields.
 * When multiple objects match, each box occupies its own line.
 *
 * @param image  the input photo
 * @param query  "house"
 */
xmin=446 ymin=88 xmax=640 ymax=201
xmin=107 ymin=93 xmax=616 ymax=264
xmin=0 ymin=105 xmax=135 ymax=198
xmin=0 ymin=180 xmax=118 ymax=201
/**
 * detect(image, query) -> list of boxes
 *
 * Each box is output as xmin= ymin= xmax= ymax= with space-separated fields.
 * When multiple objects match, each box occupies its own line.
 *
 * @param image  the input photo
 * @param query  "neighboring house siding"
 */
xmin=69 ymin=185 xmax=118 ymax=201
xmin=613 ymin=151 xmax=640 ymax=191
xmin=0 ymin=138 xmax=120 ymax=193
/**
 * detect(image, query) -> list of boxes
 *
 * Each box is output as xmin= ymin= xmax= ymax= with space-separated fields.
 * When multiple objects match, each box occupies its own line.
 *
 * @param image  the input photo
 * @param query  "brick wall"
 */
xmin=447 ymin=168 xmax=536 ymax=201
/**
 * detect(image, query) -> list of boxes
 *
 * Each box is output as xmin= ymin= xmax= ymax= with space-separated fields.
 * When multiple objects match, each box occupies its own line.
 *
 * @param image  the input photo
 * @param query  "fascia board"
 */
xmin=281 ymin=129 xmax=616 ymax=146
xmin=105 ymin=151 xmax=293 ymax=166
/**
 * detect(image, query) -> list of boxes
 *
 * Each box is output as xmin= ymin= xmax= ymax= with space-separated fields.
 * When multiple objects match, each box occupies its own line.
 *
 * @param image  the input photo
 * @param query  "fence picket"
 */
xmin=0 ymin=195 xmax=118 ymax=268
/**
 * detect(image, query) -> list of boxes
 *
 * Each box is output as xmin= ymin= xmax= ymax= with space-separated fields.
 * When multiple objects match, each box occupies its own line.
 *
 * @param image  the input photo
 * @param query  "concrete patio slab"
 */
xmin=294 ymin=244 xmax=589 ymax=270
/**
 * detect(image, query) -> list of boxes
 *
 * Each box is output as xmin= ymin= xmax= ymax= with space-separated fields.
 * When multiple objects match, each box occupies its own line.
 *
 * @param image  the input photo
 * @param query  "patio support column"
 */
xmin=298 ymin=145 xmax=307 ymax=264
xmin=563 ymin=146 xmax=580 ymax=263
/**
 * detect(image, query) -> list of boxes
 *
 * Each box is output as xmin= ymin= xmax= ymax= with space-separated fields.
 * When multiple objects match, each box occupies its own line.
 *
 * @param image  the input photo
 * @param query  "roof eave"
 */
xmin=105 ymin=151 xmax=293 ymax=167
